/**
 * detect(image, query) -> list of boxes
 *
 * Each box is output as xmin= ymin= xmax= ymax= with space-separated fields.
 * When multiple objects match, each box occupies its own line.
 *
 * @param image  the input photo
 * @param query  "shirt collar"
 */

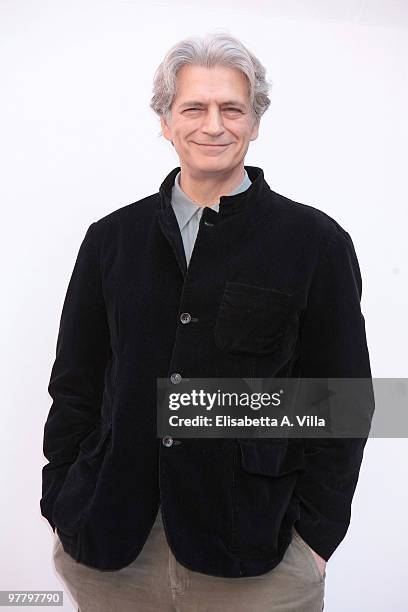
xmin=159 ymin=165 xmax=270 ymax=223
xmin=171 ymin=169 xmax=252 ymax=231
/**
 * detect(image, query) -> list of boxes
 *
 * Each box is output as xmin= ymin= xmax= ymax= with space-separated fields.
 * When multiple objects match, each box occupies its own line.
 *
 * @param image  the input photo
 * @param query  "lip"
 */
xmin=194 ymin=142 xmax=231 ymax=153
xmin=193 ymin=143 xmax=232 ymax=149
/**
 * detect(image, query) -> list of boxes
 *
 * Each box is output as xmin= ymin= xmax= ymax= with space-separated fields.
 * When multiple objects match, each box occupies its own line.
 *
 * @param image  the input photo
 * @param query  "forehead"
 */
xmin=174 ymin=64 xmax=249 ymax=105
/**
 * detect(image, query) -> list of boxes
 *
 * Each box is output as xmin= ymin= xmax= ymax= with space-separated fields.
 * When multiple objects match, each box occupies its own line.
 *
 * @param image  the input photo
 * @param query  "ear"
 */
xmin=250 ymin=117 xmax=260 ymax=141
xmin=160 ymin=115 xmax=172 ymax=142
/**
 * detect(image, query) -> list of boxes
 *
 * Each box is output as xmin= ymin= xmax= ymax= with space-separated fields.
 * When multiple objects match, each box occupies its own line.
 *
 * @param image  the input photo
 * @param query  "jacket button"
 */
xmin=180 ymin=312 xmax=191 ymax=324
xmin=170 ymin=373 xmax=182 ymax=384
xmin=162 ymin=435 xmax=173 ymax=447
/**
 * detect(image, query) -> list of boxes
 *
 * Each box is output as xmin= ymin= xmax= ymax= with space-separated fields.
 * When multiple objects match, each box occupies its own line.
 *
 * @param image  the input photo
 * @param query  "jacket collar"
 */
xmin=157 ymin=165 xmax=270 ymax=279
xmin=171 ymin=168 xmax=252 ymax=231
xmin=158 ymin=165 xmax=270 ymax=218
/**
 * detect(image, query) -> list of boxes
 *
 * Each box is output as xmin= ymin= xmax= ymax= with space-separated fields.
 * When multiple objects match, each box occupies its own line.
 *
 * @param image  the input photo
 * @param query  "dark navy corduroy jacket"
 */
xmin=40 ymin=165 xmax=372 ymax=575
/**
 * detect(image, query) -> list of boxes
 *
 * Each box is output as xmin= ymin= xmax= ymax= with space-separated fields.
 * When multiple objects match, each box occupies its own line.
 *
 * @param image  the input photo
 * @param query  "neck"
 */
xmin=178 ymin=163 xmax=245 ymax=206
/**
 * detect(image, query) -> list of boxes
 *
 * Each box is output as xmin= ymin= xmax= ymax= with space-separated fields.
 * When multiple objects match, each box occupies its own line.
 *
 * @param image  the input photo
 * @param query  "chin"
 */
xmin=194 ymin=155 xmax=231 ymax=166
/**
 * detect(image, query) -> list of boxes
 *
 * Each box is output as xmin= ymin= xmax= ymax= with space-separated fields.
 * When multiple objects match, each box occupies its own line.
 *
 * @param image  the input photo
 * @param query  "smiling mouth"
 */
xmin=194 ymin=143 xmax=231 ymax=147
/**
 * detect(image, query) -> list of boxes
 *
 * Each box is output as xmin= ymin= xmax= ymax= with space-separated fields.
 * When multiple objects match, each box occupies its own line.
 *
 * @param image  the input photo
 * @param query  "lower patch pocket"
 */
xmin=237 ymin=438 xmax=305 ymax=477
xmin=51 ymin=423 xmax=112 ymax=535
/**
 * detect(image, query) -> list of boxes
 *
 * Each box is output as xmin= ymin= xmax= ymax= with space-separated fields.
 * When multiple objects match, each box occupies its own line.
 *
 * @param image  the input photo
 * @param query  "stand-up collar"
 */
xmin=158 ymin=165 xmax=270 ymax=218
xmin=171 ymin=168 xmax=252 ymax=231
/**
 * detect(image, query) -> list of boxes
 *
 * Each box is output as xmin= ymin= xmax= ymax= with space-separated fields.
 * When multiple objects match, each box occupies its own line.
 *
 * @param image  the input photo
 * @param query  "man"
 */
xmin=41 ymin=32 xmax=372 ymax=611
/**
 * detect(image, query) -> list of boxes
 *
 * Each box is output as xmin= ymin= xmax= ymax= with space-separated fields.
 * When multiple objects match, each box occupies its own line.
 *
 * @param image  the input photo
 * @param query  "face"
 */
xmin=160 ymin=64 xmax=260 ymax=176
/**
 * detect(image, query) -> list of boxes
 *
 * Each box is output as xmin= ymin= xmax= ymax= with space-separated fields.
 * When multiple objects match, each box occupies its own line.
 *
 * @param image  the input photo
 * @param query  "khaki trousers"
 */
xmin=53 ymin=509 xmax=326 ymax=612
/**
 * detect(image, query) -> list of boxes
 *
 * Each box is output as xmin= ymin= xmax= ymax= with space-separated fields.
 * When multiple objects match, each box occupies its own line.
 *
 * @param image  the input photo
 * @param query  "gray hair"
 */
xmin=150 ymin=30 xmax=272 ymax=133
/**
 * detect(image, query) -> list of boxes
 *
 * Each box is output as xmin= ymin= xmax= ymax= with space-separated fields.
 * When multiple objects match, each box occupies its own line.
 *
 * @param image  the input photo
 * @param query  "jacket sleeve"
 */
xmin=40 ymin=222 xmax=111 ymax=532
xmin=293 ymin=224 xmax=373 ymax=561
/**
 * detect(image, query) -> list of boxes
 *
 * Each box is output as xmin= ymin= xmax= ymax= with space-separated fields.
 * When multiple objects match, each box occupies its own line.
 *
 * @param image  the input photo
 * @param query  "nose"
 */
xmin=201 ymin=108 xmax=224 ymax=135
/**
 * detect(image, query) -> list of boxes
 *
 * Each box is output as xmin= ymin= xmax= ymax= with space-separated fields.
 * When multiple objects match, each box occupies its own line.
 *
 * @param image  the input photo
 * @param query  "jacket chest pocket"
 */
xmin=214 ymin=281 xmax=292 ymax=355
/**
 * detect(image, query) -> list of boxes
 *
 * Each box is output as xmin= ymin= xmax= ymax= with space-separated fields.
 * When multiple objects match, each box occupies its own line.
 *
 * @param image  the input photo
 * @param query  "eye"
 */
xmin=183 ymin=107 xmax=242 ymax=113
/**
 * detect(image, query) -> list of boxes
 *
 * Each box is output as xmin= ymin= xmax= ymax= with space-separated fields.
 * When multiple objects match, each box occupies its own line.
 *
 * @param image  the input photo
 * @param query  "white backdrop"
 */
xmin=1 ymin=1 xmax=407 ymax=610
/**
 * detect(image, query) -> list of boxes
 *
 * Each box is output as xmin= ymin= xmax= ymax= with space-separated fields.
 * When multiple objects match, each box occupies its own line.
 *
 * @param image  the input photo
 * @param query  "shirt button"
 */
xmin=180 ymin=312 xmax=191 ymax=324
xmin=162 ymin=435 xmax=173 ymax=447
xmin=170 ymin=373 xmax=182 ymax=384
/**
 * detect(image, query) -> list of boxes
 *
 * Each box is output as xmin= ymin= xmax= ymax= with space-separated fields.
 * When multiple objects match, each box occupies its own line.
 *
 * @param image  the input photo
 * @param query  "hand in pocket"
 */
xmin=306 ymin=543 xmax=326 ymax=578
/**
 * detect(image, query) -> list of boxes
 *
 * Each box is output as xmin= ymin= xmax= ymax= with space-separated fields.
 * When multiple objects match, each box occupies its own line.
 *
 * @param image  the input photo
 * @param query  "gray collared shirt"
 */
xmin=171 ymin=169 xmax=252 ymax=266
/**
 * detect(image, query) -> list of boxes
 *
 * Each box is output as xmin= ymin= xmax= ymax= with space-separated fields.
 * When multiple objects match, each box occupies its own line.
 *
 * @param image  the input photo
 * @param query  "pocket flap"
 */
xmin=237 ymin=438 xmax=305 ymax=476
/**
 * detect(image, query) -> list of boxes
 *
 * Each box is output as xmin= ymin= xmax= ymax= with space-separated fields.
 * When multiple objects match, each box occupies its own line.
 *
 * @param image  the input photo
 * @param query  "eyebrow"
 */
xmin=178 ymin=100 xmax=246 ymax=109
